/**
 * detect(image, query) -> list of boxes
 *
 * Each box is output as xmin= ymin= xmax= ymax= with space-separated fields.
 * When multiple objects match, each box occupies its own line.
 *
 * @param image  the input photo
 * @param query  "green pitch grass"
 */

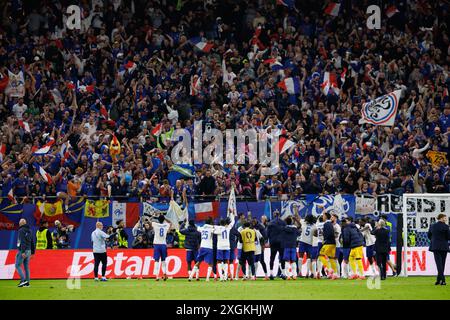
xmin=0 ymin=277 xmax=449 ymax=300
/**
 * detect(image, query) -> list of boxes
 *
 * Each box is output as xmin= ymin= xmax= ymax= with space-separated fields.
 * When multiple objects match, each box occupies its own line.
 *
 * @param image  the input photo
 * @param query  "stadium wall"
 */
xmin=0 ymin=247 xmax=448 ymax=279
xmin=0 ymin=194 xmax=403 ymax=249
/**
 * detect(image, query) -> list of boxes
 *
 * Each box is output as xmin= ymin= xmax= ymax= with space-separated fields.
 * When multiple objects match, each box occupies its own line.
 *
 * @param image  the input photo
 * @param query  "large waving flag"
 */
xmin=168 ymin=164 xmax=195 ymax=187
xmin=33 ymin=163 xmax=53 ymax=184
xmin=277 ymin=77 xmax=301 ymax=95
xmin=166 ymin=200 xmax=188 ymax=230
xmin=190 ymin=37 xmax=214 ymax=53
xmin=324 ymin=2 xmax=341 ymax=16
xmin=84 ymin=200 xmax=110 ymax=218
xmin=33 ymin=138 xmax=55 ymax=156
xmin=359 ymin=90 xmax=401 ymax=126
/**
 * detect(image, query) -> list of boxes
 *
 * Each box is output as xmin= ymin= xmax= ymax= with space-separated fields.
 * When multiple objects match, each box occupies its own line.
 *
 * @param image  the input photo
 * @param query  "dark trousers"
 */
xmin=433 ymin=250 xmax=447 ymax=283
xmin=269 ymin=243 xmax=285 ymax=272
xmin=376 ymin=253 xmax=388 ymax=279
xmin=93 ymin=252 xmax=107 ymax=278
xmin=240 ymin=251 xmax=256 ymax=276
xmin=259 ymin=246 xmax=267 ymax=273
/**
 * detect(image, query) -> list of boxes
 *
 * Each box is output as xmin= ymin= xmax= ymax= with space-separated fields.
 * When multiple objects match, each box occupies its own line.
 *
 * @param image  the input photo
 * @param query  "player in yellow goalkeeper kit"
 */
xmin=342 ymin=218 xmax=366 ymax=280
xmin=318 ymin=211 xmax=338 ymax=279
xmin=239 ymin=222 xmax=256 ymax=280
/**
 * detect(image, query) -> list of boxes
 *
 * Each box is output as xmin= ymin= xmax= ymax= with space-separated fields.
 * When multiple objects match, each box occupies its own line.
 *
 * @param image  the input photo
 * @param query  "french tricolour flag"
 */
xmin=33 ymin=138 xmax=55 ymax=156
xmin=276 ymin=136 xmax=295 ymax=154
xmin=277 ymin=77 xmax=301 ymax=95
xmin=324 ymin=2 xmax=341 ymax=16
xmin=385 ymin=5 xmax=399 ymax=18
xmin=33 ymin=163 xmax=53 ymax=185
xmin=195 ymin=201 xmax=219 ymax=221
xmin=60 ymin=141 xmax=71 ymax=165
xmin=190 ymin=37 xmax=214 ymax=53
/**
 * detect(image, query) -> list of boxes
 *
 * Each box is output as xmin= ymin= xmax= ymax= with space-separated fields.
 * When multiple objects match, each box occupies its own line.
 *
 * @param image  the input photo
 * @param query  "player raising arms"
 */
xmin=189 ymin=217 xmax=215 ymax=281
xmin=213 ymin=215 xmax=235 ymax=281
xmin=297 ymin=214 xmax=317 ymax=278
xmin=151 ymin=214 xmax=173 ymax=281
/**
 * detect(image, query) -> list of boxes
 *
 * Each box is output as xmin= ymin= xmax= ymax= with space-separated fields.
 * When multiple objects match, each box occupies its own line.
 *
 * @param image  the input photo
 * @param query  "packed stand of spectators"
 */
xmin=0 ymin=0 xmax=449 ymax=207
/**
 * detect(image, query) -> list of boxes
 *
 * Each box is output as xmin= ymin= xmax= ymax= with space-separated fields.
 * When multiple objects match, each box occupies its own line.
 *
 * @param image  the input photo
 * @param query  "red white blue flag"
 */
xmin=277 ymin=77 xmax=301 ymax=95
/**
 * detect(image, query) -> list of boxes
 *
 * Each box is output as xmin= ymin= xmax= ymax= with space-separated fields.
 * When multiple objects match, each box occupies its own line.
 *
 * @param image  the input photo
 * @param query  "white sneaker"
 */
xmin=94 ymin=278 xmax=99 ymax=281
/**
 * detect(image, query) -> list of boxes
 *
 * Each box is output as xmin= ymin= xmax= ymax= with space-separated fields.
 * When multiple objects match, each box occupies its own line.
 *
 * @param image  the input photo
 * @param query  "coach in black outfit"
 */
xmin=372 ymin=219 xmax=391 ymax=280
xmin=267 ymin=210 xmax=286 ymax=280
xmin=427 ymin=214 xmax=450 ymax=285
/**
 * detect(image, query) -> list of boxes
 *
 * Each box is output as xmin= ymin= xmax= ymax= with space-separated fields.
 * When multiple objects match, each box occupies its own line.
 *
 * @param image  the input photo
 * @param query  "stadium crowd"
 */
xmin=0 ymin=0 xmax=449 ymax=208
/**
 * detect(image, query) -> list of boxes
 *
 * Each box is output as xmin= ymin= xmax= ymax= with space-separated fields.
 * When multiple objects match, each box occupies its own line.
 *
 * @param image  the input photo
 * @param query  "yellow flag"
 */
xmin=426 ymin=150 xmax=448 ymax=167
xmin=36 ymin=200 xmax=63 ymax=217
xmin=84 ymin=200 xmax=110 ymax=218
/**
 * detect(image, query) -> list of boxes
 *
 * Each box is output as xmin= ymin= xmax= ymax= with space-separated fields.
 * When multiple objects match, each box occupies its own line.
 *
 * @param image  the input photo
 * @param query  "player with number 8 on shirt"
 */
xmin=151 ymin=214 xmax=173 ymax=281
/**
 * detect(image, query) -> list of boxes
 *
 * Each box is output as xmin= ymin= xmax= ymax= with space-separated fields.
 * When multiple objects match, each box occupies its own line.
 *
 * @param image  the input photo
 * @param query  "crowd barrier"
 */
xmin=0 ymin=247 xmax=446 ymax=279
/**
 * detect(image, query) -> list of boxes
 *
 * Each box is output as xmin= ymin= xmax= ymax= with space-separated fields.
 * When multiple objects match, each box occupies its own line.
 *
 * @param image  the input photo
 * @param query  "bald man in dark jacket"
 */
xmin=428 ymin=214 xmax=450 ymax=285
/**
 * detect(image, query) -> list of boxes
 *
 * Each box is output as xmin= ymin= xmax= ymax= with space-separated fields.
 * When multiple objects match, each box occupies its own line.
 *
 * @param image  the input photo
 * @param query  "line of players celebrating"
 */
xmin=149 ymin=205 xmax=395 ymax=281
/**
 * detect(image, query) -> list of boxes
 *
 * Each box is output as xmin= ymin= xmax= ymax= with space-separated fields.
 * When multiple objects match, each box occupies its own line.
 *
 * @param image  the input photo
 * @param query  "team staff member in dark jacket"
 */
xmin=342 ymin=217 xmax=365 ymax=280
xmin=318 ymin=211 xmax=338 ymax=279
xmin=252 ymin=217 xmax=268 ymax=279
xmin=267 ymin=210 xmax=286 ymax=280
xmin=428 ymin=214 xmax=450 ymax=285
xmin=180 ymin=220 xmax=201 ymax=281
xmin=281 ymin=217 xmax=301 ymax=280
xmin=229 ymin=219 xmax=241 ymax=280
xmin=35 ymin=220 xmax=53 ymax=250
xmin=16 ymin=219 xmax=35 ymax=287
xmin=372 ymin=219 xmax=391 ymax=280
